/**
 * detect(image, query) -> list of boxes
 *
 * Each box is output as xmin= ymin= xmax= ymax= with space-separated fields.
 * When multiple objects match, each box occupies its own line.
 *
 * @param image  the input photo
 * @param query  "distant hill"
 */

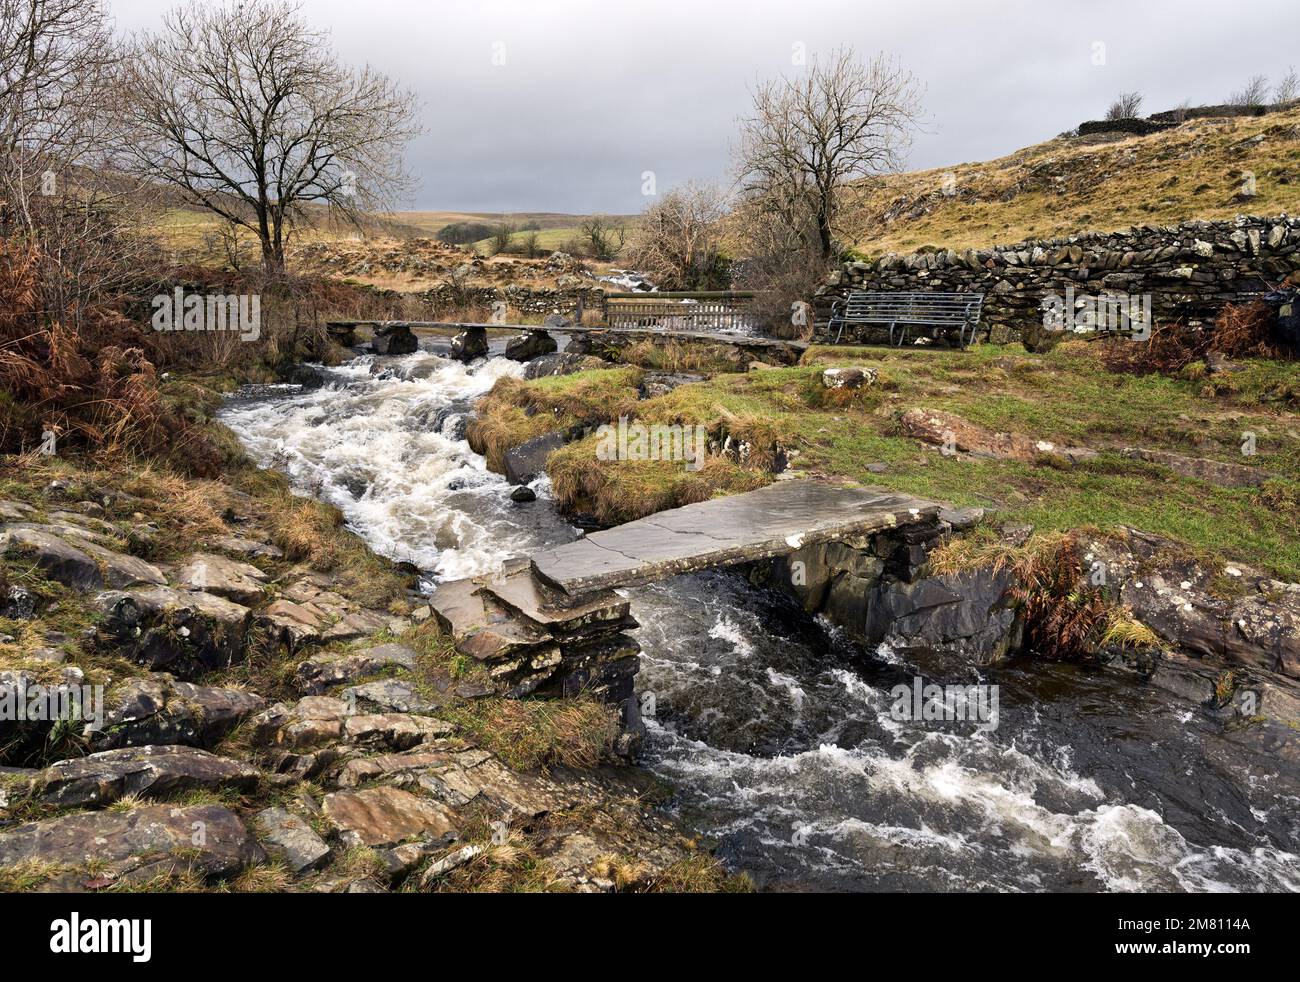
xmin=840 ymin=106 xmax=1300 ymax=256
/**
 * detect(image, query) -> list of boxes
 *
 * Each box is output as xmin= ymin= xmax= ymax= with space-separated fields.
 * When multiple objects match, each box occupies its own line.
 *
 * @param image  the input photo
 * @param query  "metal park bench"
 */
xmin=826 ymin=291 xmax=985 ymax=348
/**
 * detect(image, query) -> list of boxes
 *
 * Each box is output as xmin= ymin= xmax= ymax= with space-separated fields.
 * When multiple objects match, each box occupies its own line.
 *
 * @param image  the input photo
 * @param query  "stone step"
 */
xmin=530 ymin=480 xmax=943 ymax=595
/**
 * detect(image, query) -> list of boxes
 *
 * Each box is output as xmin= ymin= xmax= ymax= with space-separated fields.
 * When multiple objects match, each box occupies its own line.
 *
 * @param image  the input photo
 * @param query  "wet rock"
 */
xmin=93 ymin=586 xmax=250 ymax=677
xmin=93 ymin=674 xmax=266 ymax=751
xmin=523 ymin=352 xmax=607 ymax=379
xmin=865 ymin=567 xmax=1020 ymax=664
xmin=371 ymin=324 xmax=418 ymax=356
xmin=254 ymin=807 xmax=331 ymax=872
xmin=295 ymin=643 xmax=419 ymax=695
xmin=503 ymin=432 xmax=566 ymax=485
xmin=449 ymin=325 xmax=488 ymax=362
xmin=510 ymin=485 xmax=537 ymax=503
xmin=38 ymin=745 xmax=260 ymax=808
xmin=175 ymin=553 xmax=269 ymax=605
xmin=504 ymin=329 xmax=557 ymax=362
xmin=322 ymin=786 xmax=458 ymax=848
xmin=0 ymin=804 xmax=265 ymax=884
xmin=288 ymin=364 xmax=331 ymax=389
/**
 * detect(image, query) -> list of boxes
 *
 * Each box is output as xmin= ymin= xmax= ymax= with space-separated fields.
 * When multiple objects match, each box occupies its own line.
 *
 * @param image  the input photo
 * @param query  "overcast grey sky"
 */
xmin=112 ymin=0 xmax=1300 ymax=214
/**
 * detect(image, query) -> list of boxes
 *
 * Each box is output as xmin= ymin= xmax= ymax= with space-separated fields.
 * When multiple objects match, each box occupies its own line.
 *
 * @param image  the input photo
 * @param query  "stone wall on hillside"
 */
xmin=416 ymin=284 xmax=606 ymax=319
xmin=814 ymin=215 xmax=1300 ymax=341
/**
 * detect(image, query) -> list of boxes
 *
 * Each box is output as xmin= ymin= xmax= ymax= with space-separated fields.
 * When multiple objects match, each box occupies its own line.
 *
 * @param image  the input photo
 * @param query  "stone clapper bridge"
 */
xmin=429 ymin=480 xmax=940 ymax=713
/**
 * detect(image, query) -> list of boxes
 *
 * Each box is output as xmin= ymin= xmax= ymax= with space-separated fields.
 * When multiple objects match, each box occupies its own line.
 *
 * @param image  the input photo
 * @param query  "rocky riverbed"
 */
xmin=207 ymin=342 xmax=1300 ymax=891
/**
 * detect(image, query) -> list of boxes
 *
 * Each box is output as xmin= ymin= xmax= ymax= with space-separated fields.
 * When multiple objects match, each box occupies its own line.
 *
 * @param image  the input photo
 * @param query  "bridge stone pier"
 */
xmin=428 ymin=480 xmax=940 ymax=706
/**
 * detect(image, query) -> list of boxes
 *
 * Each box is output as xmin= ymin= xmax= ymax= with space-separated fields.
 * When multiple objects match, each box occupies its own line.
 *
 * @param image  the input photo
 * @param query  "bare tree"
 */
xmin=489 ymin=222 xmax=515 ymax=256
xmin=520 ymin=229 xmax=541 ymax=259
xmin=581 ymin=215 xmax=625 ymax=260
xmin=1274 ymin=67 xmax=1299 ymax=106
xmin=1105 ymin=91 xmax=1144 ymax=121
xmin=736 ymin=47 xmax=922 ymax=260
xmin=1228 ymin=75 xmax=1270 ymax=108
xmin=0 ymin=0 xmax=123 ymax=232
xmin=625 ymin=182 xmax=729 ymax=289
xmin=122 ymin=0 xmax=421 ymax=272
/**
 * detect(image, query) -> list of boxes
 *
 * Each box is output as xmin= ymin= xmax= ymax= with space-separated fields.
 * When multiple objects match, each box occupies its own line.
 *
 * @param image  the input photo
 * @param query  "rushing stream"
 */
xmin=219 ymin=344 xmax=1300 ymax=892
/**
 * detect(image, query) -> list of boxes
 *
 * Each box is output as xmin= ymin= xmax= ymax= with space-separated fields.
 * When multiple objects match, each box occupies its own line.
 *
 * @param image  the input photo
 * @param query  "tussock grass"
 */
xmin=415 ymin=828 xmax=560 ymax=893
xmin=465 ymin=367 xmax=644 ymax=471
xmin=1100 ymin=609 xmax=1162 ymax=650
xmin=641 ymin=855 xmax=754 ymax=893
xmin=617 ymin=339 xmax=742 ymax=374
xmin=547 ymin=439 xmax=769 ymax=525
xmin=440 ymin=696 xmax=620 ymax=772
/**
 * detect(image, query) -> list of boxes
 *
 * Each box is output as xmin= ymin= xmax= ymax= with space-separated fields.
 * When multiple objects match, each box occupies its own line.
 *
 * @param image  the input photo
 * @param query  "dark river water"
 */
xmin=219 ymin=345 xmax=1300 ymax=892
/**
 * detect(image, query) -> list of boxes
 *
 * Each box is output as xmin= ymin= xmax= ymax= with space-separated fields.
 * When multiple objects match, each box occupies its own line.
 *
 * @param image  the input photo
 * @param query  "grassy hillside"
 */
xmin=841 ymin=107 xmax=1300 ymax=256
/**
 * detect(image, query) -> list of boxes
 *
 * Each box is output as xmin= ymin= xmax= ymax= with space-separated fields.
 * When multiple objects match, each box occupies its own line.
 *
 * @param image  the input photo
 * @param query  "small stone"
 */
xmin=254 ymin=806 xmax=331 ymax=873
xmin=510 ymin=486 xmax=537 ymax=503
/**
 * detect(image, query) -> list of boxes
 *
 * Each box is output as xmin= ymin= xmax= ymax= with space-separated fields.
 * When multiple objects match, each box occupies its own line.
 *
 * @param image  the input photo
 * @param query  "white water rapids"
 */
xmin=219 ymin=346 xmax=1300 ymax=892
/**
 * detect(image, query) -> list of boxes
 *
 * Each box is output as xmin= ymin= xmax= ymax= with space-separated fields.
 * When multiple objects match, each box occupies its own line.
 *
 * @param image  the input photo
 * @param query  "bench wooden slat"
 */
xmin=825 ymin=290 xmax=986 ymax=349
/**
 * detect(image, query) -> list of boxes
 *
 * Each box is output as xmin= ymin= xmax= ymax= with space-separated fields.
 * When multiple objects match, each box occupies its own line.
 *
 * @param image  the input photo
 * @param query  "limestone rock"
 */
xmin=821 ymin=367 xmax=878 ymax=389
xmin=38 ymin=745 xmax=260 ymax=808
xmin=254 ymin=806 xmax=331 ymax=872
xmin=176 ymin=553 xmax=269 ymax=605
xmin=322 ymin=786 xmax=458 ymax=848
xmin=0 ymin=527 xmax=102 ymax=590
xmin=94 ymin=585 xmax=250 ymax=677
xmin=294 ymin=642 xmax=418 ymax=695
xmin=0 ymin=804 xmax=264 ymax=883
xmin=93 ymin=674 xmax=266 ymax=751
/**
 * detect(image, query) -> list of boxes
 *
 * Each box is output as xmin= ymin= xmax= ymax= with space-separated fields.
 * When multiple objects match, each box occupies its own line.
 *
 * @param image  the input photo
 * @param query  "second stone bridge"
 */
xmin=428 ymin=480 xmax=940 ymax=707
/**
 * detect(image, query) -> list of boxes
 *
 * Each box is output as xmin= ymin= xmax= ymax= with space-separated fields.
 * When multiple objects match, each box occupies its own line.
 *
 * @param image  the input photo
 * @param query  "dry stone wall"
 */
xmin=814 ymin=215 xmax=1300 ymax=341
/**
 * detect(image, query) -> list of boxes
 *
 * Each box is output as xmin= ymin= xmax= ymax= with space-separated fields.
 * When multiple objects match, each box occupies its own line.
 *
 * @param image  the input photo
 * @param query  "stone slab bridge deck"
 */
xmin=428 ymin=480 xmax=939 ymax=706
xmin=325 ymin=320 xmax=808 ymax=360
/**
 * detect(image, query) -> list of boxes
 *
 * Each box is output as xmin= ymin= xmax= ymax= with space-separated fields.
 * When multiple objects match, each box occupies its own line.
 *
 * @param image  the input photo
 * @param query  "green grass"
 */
xmin=471 ymin=340 xmax=1300 ymax=578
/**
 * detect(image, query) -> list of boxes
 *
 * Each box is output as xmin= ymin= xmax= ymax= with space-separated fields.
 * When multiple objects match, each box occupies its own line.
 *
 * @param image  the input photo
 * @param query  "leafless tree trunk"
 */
xmin=626 ymin=182 xmax=728 ymax=289
xmin=581 ymin=215 xmax=626 ymax=261
xmin=0 ymin=0 xmax=123 ymax=233
xmin=122 ymin=0 xmax=421 ymax=274
xmin=735 ymin=47 xmax=922 ymax=260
